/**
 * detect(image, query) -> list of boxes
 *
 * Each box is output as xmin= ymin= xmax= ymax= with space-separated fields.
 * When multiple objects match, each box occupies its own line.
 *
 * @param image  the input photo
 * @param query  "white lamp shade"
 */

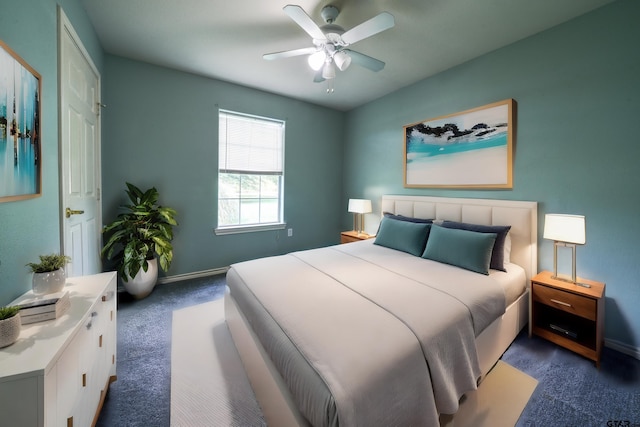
xmin=308 ymin=51 xmax=326 ymax=71
xmin=348 ymin=199 xmax=372 ymax=214
xmin=333 ymin=51 xmax=351 ymax=71
xmin=321 ymin=61 xmax=336 ymax=79
xmin=543 ymin=214 xmax=586 ymax=244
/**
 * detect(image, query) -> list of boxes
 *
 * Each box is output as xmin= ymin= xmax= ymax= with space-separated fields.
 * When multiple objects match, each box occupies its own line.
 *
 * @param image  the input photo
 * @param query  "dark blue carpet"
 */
xmin=503 ymin=331 xmax=640 ymax=427
xmin=96 ymin=274 xmax=227 ymax=427
xmin=97 ymin=274 xmax=640 ymax=426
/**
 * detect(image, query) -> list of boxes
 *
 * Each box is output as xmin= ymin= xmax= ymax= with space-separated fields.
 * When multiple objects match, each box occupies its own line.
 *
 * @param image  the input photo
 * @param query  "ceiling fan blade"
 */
xmin=341 ymin=12 xmax=395 ymax=45
xmin=263 ymin=47 xmax=317 ymax=60
xmin=344 ymin=50 xmax=386 ymax=72
xmin=313 ymin=68 xmax=325 ymax=83
xmin=283 ymin=5 xmax=326 ymax=41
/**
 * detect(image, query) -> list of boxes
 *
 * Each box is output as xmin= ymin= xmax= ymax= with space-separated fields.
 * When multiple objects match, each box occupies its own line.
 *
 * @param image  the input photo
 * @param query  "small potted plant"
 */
xmin=26 ymin=253 xmax=72 ymax=296
xmin=0 ymin=306 xmax=21 ymax=348
xmin=101 ymin=182 xmax=178 ymax=299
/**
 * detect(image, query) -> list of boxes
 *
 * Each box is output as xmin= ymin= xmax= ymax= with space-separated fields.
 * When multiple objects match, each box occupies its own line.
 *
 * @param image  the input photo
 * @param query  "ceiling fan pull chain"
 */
xmin=327 ymin=80 xmax=334 ymax=94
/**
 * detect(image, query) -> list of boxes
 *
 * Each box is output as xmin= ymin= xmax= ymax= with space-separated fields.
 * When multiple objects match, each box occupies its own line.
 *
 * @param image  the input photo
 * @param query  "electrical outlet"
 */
xmin=287 ymin=228 xmax=293 ymax=237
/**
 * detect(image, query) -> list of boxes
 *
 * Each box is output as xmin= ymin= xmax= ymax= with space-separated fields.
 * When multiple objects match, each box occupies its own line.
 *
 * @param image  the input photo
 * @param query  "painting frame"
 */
xmin=0 ymin=40 xmax=42 ymax=203
xmin=404 ymin=99 xmax=515 ymax=189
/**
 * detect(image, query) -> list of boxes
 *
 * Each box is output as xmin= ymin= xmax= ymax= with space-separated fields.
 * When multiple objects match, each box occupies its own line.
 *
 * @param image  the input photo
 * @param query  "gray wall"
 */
xmin=343 ymin=0 xmax=640 ymax=352
xmin=101 ymin=56 xmax=345 ymax=276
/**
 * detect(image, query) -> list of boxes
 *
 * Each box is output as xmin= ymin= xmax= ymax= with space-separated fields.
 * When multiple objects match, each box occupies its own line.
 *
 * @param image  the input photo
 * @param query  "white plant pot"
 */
xmin=124 ymin=258 xmax=158 ymax=299
xmin=0 ymin=313 xmax=21 ymax=348
xmin=32 ymin=268 xmax=66 ymax=296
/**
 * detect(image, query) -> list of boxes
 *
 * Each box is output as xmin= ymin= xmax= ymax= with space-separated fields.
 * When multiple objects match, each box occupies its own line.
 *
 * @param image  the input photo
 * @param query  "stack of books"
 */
xmin=16 ymin=291 xmax=71 ymax=325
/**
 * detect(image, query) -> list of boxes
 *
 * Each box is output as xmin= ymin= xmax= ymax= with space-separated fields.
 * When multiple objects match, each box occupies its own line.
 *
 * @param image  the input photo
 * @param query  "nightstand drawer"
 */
xmin=533 ymin=283 xmax=596 ymax=320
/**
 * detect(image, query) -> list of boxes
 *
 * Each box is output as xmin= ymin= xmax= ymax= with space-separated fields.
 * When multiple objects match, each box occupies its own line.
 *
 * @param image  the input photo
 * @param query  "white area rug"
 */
xmin=440 ymin=360 xmax=538 ymax=427
xmin=171 ymin=299 xmax=537 ymax=427
xmin=171 ymin=299 xmax=266 ymax=426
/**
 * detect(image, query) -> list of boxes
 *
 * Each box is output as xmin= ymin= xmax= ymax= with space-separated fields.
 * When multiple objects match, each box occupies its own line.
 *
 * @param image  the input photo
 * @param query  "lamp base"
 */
xmin=550 ymin=275 xmax=592 ymax=288
xmin=551 ymin=242 xmax=591 ymax=287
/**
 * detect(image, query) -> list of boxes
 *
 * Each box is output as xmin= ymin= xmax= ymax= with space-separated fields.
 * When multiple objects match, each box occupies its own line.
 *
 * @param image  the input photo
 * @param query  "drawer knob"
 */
xmin=550 ymin=298 xmax=572 ymax=308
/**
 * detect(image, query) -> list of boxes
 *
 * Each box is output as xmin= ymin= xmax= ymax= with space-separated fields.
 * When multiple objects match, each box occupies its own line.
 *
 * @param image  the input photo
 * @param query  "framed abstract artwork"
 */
xmin=404 ymin=99 xmax=515 ymax=189
xmin=0 ymin=40 xmax=42 ymax=202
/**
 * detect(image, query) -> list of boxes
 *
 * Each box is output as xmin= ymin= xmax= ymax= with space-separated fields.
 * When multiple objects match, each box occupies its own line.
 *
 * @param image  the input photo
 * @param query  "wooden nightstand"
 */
xmin=340 ymin=231 xmax=374 ymax=244
xmin=530 ymin=271 xmax=605 ymax=367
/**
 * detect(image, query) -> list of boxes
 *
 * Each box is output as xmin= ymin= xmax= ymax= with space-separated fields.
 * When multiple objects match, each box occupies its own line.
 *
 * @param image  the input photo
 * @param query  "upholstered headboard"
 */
xmin=381 ymin=195 xmax=538 ymax=282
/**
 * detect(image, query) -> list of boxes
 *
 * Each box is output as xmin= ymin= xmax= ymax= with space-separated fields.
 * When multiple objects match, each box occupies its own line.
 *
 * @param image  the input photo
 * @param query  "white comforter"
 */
xmin=227 ymin=240 xmax=507 ymax=426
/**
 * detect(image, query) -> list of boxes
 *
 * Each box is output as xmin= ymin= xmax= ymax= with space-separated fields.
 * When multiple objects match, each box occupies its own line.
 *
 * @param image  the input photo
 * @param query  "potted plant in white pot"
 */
xmin=0 ymin=306 xmax=21 ymax=348
xmin=101 ymin=182 xmax=178 ymax=299
xmin=26 ymin=253 xmax=72 ymax=296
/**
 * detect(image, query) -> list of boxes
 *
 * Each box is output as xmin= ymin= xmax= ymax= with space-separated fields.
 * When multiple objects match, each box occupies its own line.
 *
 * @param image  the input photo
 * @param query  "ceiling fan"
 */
xmin=263 ymin=4 xmax=395 ymax=92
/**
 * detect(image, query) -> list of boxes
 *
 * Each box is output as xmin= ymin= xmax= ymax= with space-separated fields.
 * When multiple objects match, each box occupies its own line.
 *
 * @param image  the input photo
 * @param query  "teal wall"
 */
xmin=344 ymin=0 xmax=640 ymax=351
xmin=0 ymin=0 xmax=103 ymax=304
xmin=1 ymin=0 xmax=638 ymax=354
xmin=101 ymin=56 xmax=344 ymax=276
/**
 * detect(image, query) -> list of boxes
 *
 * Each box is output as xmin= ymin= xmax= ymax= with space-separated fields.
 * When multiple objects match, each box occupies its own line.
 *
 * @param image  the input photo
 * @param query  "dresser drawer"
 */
xmin=532 ymin=283 xmax=596 ymax=320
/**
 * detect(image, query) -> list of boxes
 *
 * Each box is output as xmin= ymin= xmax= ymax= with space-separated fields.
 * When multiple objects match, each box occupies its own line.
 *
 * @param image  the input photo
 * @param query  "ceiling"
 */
xmin=80 ymin=0 xmax=615 ymax=111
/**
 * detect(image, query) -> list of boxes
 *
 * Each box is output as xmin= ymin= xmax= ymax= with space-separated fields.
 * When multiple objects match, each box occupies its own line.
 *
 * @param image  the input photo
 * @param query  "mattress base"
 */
xmin=476 ymin=289 xmax=529 ymax=378
xmin=224 ymin=287 xmax=529 ymax=426
xmin=225 ymin=289 xmax=311 ymax=427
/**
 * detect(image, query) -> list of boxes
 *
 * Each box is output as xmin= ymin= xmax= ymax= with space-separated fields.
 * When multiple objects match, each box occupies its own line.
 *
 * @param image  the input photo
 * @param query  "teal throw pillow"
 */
xmin=374 ymin=217 xmax=431 ymax=256
xmin=421 ymin=225 xmax=497 ymax=275
xmin=441 ymin=221 xmax=511 ymax=271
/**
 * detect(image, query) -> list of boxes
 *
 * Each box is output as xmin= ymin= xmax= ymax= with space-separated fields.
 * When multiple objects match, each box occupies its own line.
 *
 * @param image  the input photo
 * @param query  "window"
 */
xmin=216 ymin=110 xmax=285 ymax=234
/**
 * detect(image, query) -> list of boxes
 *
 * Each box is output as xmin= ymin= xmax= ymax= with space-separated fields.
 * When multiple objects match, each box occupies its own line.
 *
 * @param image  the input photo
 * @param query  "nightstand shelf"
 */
xmin=530 ymin=271 xmax=605 ymax=367
xmin=340 ymin=231 xmax=374 ymax=244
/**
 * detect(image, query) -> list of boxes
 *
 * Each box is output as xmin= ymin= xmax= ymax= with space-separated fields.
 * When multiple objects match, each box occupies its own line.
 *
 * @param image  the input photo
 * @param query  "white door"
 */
xmin=59 ymin=9 xmax=102 ymax=277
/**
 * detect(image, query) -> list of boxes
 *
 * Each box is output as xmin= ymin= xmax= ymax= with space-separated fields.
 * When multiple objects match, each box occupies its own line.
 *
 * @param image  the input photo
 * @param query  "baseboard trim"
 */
xmin=605 ymin=338 xmax=640 ymax=361
xmin=158 ymin=267 xmax=230 ymax=284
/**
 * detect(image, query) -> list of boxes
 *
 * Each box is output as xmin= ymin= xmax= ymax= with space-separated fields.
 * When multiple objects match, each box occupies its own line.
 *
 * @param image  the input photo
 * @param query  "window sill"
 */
xmin=214 ymin=223 xmax=286 ymax=236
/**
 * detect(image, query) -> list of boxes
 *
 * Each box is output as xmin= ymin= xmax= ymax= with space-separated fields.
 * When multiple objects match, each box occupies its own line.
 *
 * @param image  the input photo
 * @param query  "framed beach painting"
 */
xmin=0 ymin=40 xmax=42 ymax=202
xmin=404 ymin=99 xmax=515 ymax=189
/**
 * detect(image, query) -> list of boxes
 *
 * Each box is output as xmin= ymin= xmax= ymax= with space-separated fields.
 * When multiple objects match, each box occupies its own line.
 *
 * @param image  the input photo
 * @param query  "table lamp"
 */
xmin=543 ymin=213 xmax=586 ymax=286
xmin=348 ymin=199 xmax=372 ymax=236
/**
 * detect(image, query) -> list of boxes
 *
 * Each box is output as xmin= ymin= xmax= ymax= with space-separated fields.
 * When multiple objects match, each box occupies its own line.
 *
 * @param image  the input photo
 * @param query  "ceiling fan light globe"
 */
xmin=322 ymin=62 xmax=336 ymax=79
xmin=334 ymin=51 xmax=351 ymax=71
xmin=308 ymin=51 xmax=326 ymax=71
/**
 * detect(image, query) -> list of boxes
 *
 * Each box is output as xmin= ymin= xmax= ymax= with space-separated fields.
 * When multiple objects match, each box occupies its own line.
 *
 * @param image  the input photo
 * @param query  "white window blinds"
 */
xmin=219 ymin=110 xmax=284 ymax=174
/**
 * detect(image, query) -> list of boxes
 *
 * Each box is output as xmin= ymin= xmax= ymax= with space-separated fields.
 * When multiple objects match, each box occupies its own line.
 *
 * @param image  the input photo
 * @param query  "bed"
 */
xmin=225 ymin=195 xmax=537 ymax=426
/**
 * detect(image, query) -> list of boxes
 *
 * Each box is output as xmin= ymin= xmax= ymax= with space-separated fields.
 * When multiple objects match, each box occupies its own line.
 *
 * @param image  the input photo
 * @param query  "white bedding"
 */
xmin=490 ymin=261 xmax=527 ymax=306
xmin=226 ymin=240 xmax=527 ymax=426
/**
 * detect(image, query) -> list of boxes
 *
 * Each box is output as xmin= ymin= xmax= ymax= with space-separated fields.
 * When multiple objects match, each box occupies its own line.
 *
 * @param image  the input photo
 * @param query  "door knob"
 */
xmin=65 ymin=207 xmax=85 ymax=218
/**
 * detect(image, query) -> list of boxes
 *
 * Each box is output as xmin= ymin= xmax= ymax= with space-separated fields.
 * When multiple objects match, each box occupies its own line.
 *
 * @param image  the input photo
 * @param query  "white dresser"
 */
xmin=0 ymin=272 xmax=117 ymax=427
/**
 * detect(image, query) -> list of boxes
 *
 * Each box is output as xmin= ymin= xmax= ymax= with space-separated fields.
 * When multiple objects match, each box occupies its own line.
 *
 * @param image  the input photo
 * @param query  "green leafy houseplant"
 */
xmin=25 ymin=253 xmax=72 ymax=273
xmin=0 ymin=306 xmax=20 ymax=321
xmin=101 ymin=182 xmax=178 ymax=282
